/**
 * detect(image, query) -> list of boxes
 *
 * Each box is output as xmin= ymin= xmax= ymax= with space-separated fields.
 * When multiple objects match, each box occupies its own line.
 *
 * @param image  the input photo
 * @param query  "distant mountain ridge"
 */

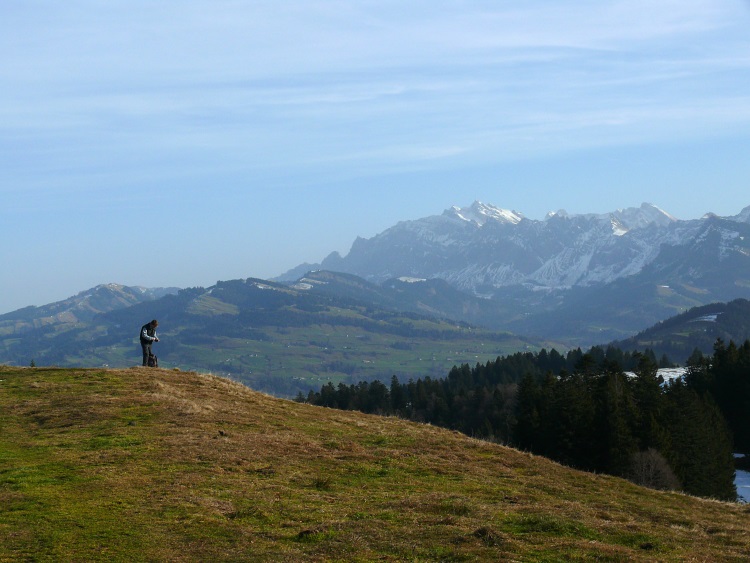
xmin=0 ymin=284 xmax=179 ymax=331
xmin=4 ymin=202 xmax=750 ymax=377
xmin=3 ymin=268 xmax=750 ymax=391
xmin=282 ymin=201 xmax=748 ymax=291
xmin=279 ymin=201 xmax=750 ymax=342
xmin=0 ymin=276 xmax=537 ymax=396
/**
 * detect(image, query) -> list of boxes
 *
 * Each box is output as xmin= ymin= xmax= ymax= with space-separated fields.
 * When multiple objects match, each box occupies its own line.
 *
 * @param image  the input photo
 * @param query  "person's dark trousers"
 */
xmin=142 ymin=342 xmax=152 ymax=366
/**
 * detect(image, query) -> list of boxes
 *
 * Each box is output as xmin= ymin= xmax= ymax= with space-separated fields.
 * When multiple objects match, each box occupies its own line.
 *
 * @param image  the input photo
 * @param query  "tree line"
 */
xmin=302 ymin=341 xmax=749 ymax=501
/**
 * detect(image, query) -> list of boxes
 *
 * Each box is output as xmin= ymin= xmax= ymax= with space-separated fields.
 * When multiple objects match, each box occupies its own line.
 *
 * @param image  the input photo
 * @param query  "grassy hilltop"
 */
xmin=1 ymin=366 xmax=749 ymax=562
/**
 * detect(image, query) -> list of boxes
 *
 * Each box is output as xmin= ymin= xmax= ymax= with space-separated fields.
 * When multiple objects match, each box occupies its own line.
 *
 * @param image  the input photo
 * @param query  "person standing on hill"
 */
xmin=140 ymin=319 xmax=159 ymax=366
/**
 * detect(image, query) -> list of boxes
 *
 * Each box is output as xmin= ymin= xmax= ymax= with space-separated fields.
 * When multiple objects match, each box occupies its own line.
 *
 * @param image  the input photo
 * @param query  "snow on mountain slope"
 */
xmin=446 ymin=201 xmax=524 ymax=226
xmin=303 ymin=202 xmax=750 ymax=299
xmin=546 ymin=203 xmax=674 ymax=236
xmin=611 ymin=202 xmax=676 ymax=231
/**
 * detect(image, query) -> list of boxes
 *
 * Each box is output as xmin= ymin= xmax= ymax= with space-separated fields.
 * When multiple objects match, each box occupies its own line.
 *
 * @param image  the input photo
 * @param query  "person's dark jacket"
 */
xmin=140 ymin=323 xmax=158 ymax=345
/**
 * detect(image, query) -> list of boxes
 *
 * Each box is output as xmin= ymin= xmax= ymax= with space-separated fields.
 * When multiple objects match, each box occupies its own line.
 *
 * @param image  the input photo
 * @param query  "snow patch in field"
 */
xmin=690 ymin=313 xmax=722 ymax=323
xmin=292 ymin=277 xmax=329 ymax=290
xmin=625 ymin=367 xmax=686 ymax=383
xmin=656 ymin=367 xmax=687 ymax=382
xmin=300 ymin=278 xmax=328 ymax=286
xmin=735 ymin=459 xmax=750 ymax=503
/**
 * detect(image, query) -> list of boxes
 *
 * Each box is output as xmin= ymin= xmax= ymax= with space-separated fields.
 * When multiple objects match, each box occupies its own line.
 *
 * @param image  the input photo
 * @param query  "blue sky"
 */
xmin=2 ymin=1 xmax=750 ymax=313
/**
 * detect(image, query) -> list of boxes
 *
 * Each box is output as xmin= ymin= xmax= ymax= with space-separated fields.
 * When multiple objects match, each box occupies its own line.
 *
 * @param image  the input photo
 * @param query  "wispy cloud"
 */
xmin=2 ymin=0 xmax=749 ymax=194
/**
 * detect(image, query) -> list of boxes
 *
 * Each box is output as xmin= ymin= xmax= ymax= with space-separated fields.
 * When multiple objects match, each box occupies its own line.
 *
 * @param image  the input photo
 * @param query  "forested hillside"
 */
xmin=614 ymin=298 xmax=750 ymax=361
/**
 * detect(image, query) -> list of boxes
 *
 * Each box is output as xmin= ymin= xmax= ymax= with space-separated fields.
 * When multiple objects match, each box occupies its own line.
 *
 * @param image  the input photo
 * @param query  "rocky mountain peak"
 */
xmin=444 ymin=201 xmax=524 ymax=226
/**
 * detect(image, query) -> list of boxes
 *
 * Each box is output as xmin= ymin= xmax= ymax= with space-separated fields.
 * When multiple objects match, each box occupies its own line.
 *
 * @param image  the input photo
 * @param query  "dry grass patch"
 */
xmin=2 ymin=366 xmax=750 ymax=561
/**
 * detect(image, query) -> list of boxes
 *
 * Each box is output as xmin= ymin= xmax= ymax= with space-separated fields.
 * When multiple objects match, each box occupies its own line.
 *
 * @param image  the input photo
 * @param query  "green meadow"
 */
xmin=2 ymin=366 xmax=749 ymax=561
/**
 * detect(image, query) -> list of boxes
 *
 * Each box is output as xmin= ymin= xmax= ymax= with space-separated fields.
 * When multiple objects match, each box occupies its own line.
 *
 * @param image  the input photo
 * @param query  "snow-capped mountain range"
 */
xmin=279 ymin=201 xmax=750 ymax=342
xmin=288 ymin=201 xmax=748 ymax=294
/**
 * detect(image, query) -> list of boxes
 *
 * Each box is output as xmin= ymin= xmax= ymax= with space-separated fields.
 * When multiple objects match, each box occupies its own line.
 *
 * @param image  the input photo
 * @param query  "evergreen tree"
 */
xmin=711 ymin=340 xmax=750 ymax=453
xmin=515 ymin=372 xmax=541 ymax=451
xmin=390 ymin=375 xmax=407 ymax=412
xmin=631 ymin=353 xmax=666 ymax=450
xmin=662 ymin=381 xmax=736 ymax=500
xmin=552 ymin=369 xmax=601 ymax=471
xmin=683 ymin=347 xmax=712 ymax=395
xmin=318 ymin=382 xmax=337 ymax=408
xmin=601 ymin=369 xmax=638 ymax=476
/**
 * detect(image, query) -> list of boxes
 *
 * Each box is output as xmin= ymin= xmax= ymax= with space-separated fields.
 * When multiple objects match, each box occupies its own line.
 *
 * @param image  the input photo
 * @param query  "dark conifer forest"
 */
xmin=304 ymin=340 xmax=750 ymax=501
